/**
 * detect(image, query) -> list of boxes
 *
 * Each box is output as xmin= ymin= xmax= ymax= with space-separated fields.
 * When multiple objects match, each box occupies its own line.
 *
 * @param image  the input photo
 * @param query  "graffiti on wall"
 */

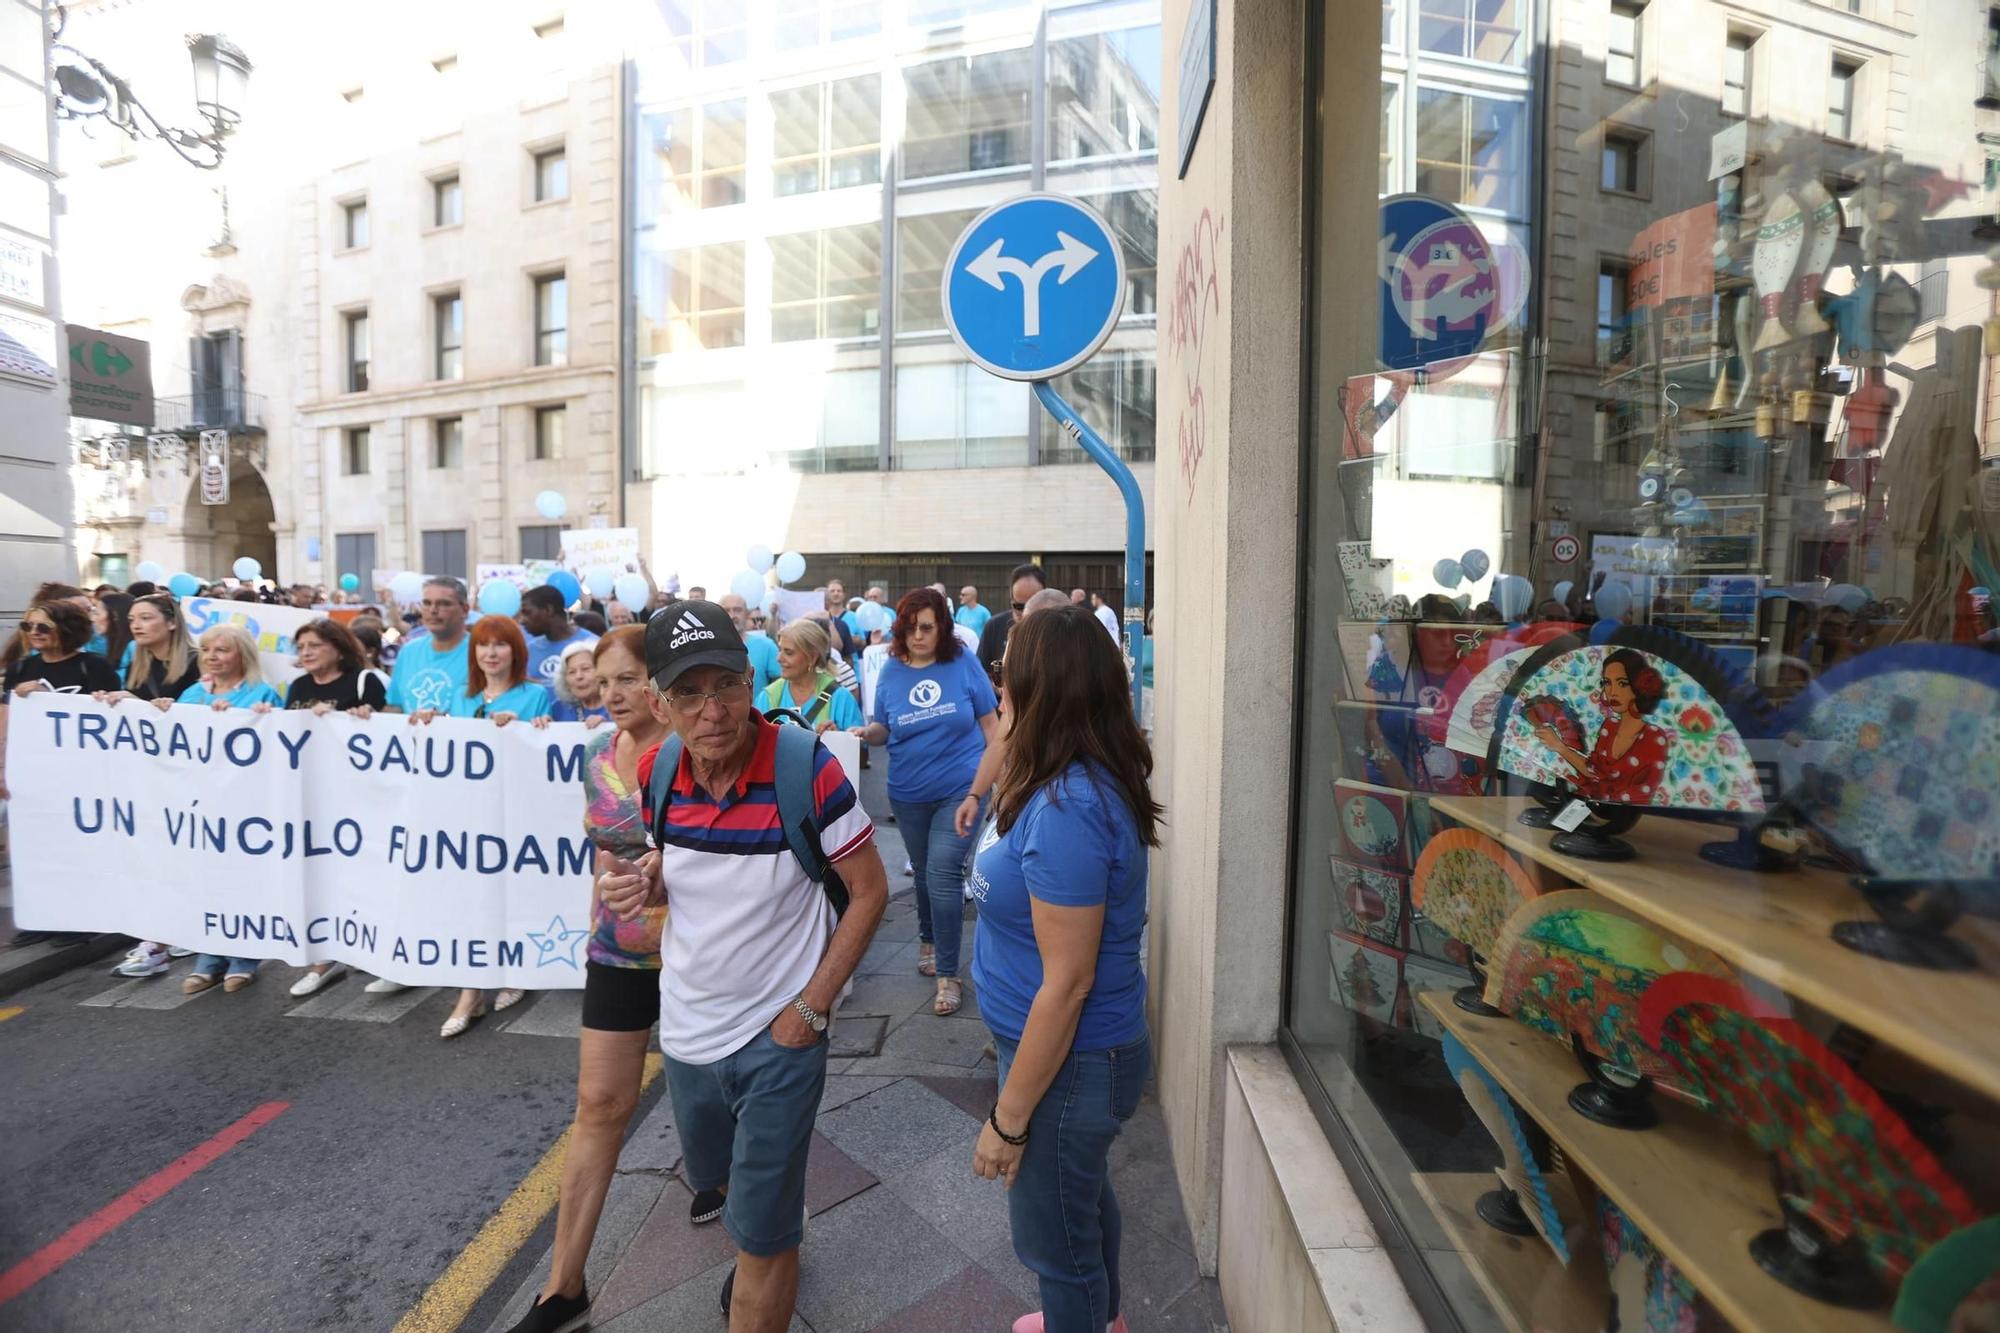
xmin=1165 ymin=208 xmax=1224 ymax=505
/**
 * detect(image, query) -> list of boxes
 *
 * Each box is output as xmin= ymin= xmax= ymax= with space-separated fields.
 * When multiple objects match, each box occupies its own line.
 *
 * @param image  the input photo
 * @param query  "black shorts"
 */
xmin=581 ymin=960 xmax=662 ymax=1033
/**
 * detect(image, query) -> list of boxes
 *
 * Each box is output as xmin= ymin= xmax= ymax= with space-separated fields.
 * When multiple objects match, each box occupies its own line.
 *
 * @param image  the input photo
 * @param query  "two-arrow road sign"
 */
xmin=942 ymin=194 xmax=1126 ymax=382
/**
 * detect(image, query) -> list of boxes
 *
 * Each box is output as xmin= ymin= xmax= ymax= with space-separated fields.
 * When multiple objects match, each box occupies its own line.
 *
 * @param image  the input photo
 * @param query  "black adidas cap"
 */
xmin=644 ymin=599 xmax=750 ymax=690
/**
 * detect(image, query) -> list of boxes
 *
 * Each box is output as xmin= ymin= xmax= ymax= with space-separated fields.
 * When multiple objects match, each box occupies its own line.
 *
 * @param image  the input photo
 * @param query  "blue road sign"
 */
xmin=942 ymin=193 xmax=1126 ymax=382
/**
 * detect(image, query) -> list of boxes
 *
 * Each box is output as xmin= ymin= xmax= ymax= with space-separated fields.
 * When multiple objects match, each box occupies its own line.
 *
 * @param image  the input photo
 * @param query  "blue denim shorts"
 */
xmin=661 ymin=1024 xmax=829 ymax=1257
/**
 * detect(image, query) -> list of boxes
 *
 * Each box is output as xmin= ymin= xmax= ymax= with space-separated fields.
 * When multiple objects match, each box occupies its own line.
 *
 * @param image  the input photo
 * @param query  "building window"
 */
xmin=1601 ymin=128 xmax=1645 ymax=194
xmin=903 ymin=49 xmax=1034 ymax=180
xmin=771 ymin=76 xmax=882 ymax=196
xmin=1416 ymin=0 xmax=1526 ymax=66
xmin=771 ymin=223 xmax=883 ymax=342
xmin=432 ymin=416 xmax=464 ymax=468
xmin=533 ymin=15 xmax=565 ymax=38
xmin=1723 ymin=31 xmax=1755 ymax=118
xmin=519 ymin=525 xmax=560 ymax=560
xmin=335 ymin=533 xmax=376 ymax=588
xmin=1597 ymin=259 xmax=1632 ymax=363
xmin=342 ymin=427 xmax=370 ymax=475
xmin=896 ymin=208 xmax=982 ymax=333
xmin=532 ymin=405 xmax=566 ymax=460
xmin=1919 ymin=257 xmax=1948 ymax=323
xmin=1828 ymin=57 xmax=1861 ymax=141
xmin=341 ymin=199 xmax=368 ymax=248
xmin=421 ymin=529 xmax=468 ymax=580
xmin=343 ymin=310 xmax=369 ymax=392
xmin=1606 ymin=2 xmax=1642 ymax=87
xmin=1413 ymin=88 xmax=1527 ymax=217
xmin=660 ymin=0 xmax=749 ymax=68
xmin=644 ymin=242 xmax=746 ymax=351
xmin=643 ymin=100 xmax=749 ymax=211
xmin=433 ymin=173 xmax=463 ymax=227
xmin=1046 ymin=27 xmax=1162 ymax=163
xmin=1379 ymin=83 xmax=1398 ymax=194
xmin=534 ymin=273 xmax=568 ymax=366
xmin=434 ymin=292 xmax=463 ymax=380
xmin=774 ymin=0 xmax=880 ymax=50
xmin=534 ymin=146 xmax=568 ymax=201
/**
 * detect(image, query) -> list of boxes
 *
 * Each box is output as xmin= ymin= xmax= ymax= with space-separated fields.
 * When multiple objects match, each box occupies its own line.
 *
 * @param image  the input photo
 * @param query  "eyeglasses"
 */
xmin=658 ymin=678 xmax=751 ymax=717
xmin=910 ymin=621 xmax=938 ymax=635
xmin=1010 ymin=601 xmax=1025 ymax=612
xmin=22 ymin=621 xmax=54 ymax=635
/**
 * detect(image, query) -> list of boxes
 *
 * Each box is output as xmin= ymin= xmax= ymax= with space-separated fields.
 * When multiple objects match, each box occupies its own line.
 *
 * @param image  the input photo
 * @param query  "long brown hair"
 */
xmin=890 ymin=587 xmax=961 ymax=663
xmin=126 ymin=594 xmax=195 ymax=689
xmin=993 ymin=605 xmax=1161 ymax=846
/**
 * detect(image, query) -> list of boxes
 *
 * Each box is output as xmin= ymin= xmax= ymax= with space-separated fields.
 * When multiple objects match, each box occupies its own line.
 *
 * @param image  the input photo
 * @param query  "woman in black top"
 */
xmin=0 ymin=602 xmax=121 ymax=800
xmin=105 ymin=594 xmax=200 ymax=703
xmin=279 ymin=619 xmax=387 ymax=717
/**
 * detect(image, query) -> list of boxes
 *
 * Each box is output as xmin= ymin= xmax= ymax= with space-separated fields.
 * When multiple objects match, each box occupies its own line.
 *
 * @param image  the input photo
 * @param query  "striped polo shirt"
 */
xmin=640 ymin=716 xmax=874 ymax=1064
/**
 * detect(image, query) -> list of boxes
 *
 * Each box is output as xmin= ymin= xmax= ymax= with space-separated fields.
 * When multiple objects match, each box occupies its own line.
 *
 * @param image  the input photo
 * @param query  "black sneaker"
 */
xmin=720 ymin=1264 xmax=735 ymax=1316
xmin=504 ymin=1286 xmax=589 ymax=1333
xmin=690 ymin=1187 xmax=725 ymax=1225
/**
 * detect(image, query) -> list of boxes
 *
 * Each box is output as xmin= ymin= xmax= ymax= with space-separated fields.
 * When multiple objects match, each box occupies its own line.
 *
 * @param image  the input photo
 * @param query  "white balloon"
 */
xmin=745 ymin=545 xmax=775 ymax=574
xmin=135 ymin=560 xmax=168 ymax=584
xmin=535 ymin=490 xmax=567 ymax=521
xmin=1594 ymin=582 xmax=1633 ymax=620
xmin=389 ymin=571 xmax=425 ymax=605
xmin=585 ymin=567 xmax=617 ymax=600
xmin=730 ymin=569 xmax=766 ymax=604
xmin=613 ymin=573 xmax=651 ymax=611
xmin=775 ymin=551 xmax=806 ymax=584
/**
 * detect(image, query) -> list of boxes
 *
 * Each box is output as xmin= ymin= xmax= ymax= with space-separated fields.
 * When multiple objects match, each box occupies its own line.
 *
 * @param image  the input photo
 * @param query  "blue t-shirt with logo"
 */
xmin=969 ymin=763 xmax=1149 ymax=1049
xmin=445 ymin=682 xmax=553 ymax=720
xmin=871 ymin=652 xmax=996 ymax=804
xmin=954 ymin=604 xmax=992 ymax=637
xmin=387 ymin=633 xmax=470 ymax=713
xmin=745 ymin=632 xmax=781 ymax=698
xmin=527 ymin=626 xmax=598 ymax=690
xmin=177 ymin=679 xmax=285 ymax=709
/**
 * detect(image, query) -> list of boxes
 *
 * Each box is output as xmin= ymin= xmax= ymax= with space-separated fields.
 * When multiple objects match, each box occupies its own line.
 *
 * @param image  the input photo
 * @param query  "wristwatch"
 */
xmin=793 ymin=995 xmax=828 ymax=1034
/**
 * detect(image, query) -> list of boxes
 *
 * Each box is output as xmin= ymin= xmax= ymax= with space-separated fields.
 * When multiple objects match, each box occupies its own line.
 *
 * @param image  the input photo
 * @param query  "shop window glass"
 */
xmin=1416 ymin=0 xmax=1526 ymax=66
xmin=1413 ymin=88 xmax=1526 ymax=216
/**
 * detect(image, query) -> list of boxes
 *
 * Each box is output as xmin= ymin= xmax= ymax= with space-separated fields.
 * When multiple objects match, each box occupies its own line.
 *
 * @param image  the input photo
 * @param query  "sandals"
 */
xmin=934 ymin=978 xmax=963 ymax=1016
xmin=441 ymin=1000 xmax=489 ymax=1039
xmin=916 ymin=943 xmax=937 ymax=978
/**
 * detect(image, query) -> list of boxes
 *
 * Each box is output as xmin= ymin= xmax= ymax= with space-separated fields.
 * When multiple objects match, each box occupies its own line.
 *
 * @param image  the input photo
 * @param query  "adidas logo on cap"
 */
xmin=670 ymin=608 xmax=717 ymax=650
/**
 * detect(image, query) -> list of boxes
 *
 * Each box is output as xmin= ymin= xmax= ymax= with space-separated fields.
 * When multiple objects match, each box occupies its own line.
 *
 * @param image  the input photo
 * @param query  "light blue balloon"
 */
xmin=390 ymin=571 xmax=425 ymax=605
xmin=544 ymin=570 xmax=582 ymax=606
xmin=1433 ymin=558 xmax=1463 ymax=590
xmin=585 ymin=566 xmax=617 ymax=600
xmin=745 ymin=545 xmax=774 ymax=575
xmin=730 ymin=569 xmax=766 ymax=604
xmin=775 ymin=551 xmax=806 ymax=585
xmin=1827 ymin=583 xmax=1869 ymax=613
xmin=1589 ymin=618 xmax=1624 ymax=645
xmin=1495 ymin=574 xmax=1533 ymax=619
xmin=479 ymin=579 xmax=522 ymax=617
xmin=232 ymin=556 xmax=262 ymax=582
xmin=857 ymin=602 xmax=889 ymax=634
xmin=1552 ymin=580 xmax=1574 ymax=605
xmin=168 ymin=572 xmax=201 ymax=598
xmin=339 ymin=573 xmax=361 ymax=592
xmin=614 ymin=573 xmax=650 ymax=610
xmin=135 ymin=560 xmax=167 ymax=584
xmin=535 ymin=490 xmax=567 ymax=521
xmin=1594 ymin=582 xmax=1633 ymax=621
xmin=1460 ymin=549 xmax=1490 ymax=582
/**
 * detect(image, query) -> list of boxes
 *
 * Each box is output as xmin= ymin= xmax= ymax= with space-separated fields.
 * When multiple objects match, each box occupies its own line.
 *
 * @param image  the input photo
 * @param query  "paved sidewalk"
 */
xmin=482 ymin=809 xmax=1226 ymax=1333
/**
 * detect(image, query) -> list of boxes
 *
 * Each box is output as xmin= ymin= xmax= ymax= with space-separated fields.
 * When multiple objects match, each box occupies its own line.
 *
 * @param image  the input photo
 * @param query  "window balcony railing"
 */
xmin=155 ymin=388 xmax=266 ymax=434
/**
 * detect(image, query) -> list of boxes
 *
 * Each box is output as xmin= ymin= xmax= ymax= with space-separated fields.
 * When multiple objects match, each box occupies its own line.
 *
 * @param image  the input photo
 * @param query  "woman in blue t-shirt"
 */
xmin=850 ymin=587 xmax=998 ymax=1016
xmin=967 ymin=605 xmax=1162 ymax=1333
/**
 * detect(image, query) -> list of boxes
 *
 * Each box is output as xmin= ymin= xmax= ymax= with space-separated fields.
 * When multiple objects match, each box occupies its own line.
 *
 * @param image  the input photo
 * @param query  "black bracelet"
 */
xmin=988 ymin=1107 xmax=1029 ymax=1146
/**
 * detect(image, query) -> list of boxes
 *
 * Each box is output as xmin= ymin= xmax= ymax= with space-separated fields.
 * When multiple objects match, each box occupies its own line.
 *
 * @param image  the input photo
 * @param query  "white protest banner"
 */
xmin=7 ymin=695 xmax=596 ymax=988
xmin=476 ymin=562 xmax=531 ymax=590
xmin=860 ymin=642 xmax=890 ymax=719
xmin=560 ymin=526 xmax=642 ymax=575
xmin=773 ymin=589 xmax=824 ymax=624
xmin=179 ymin=595 xmax=322 ymax=687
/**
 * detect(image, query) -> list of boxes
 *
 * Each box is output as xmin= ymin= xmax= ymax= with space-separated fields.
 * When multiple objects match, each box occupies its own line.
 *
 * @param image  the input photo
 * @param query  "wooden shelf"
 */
xmin=1429 ymin=796 xmax=2000 ymax=1106
xmin=1423 ymin=993 xmax=1891 ymax=1333
xmin=1411 ymin=1171 xmax=1610 ymax=1333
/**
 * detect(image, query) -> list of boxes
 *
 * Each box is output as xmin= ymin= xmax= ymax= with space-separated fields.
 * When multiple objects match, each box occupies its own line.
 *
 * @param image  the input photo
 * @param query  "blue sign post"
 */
xmin=942 ymin=194 xmax=1146 ymax=719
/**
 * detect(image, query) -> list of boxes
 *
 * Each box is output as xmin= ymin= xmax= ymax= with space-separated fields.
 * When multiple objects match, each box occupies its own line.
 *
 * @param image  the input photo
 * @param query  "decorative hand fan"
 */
xmin=1783 ymin=645 xmax=2000 ymax=971
xmin=1442 ymin=1031 xmax=1583 ymax=1260
xmin=1412 ymin=828 xmax=1542 ymax=1015
xmin=1600 ymin=1196 xmax=1711 ymax=1333
xmin=1490 ymin=626 xmax=1770 ymax=861
xmin=1328 ymin=856 xmax=1407 ymax=947
xmin=1638 ymin=974 xmax=1979 ymax=1306
xmin=1431 ymin=622 xmax=1584 ymax=759
xmin=1482 ymin=891 xmax=1730 ymax=1129
xmin=1892 ymin=1217 xmax=2000 ymax=1333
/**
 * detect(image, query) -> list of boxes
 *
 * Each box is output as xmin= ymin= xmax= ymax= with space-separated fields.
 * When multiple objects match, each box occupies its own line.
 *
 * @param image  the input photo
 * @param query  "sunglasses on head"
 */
xmin=23 ymin=621 xmax=54 ymax=633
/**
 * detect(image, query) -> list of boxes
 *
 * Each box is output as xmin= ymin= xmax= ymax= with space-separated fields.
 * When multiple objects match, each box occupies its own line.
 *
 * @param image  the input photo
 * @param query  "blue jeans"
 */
xmin=994 ymin=1029 xmax=1152 ymax=1332
xmin=888 ymin=793 xmax=983 ymax=978
xmin=192 ymin=954 xmax=260 ymax=978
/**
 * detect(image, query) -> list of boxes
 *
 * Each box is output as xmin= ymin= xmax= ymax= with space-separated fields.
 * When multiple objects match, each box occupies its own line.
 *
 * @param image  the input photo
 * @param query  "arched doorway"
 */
xmin=180 ymin=461 xmax=276 ymax=582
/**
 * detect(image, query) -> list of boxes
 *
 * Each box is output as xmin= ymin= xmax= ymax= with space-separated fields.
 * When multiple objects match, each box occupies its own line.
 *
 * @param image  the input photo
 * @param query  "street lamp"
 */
xmin=52 ymin=21 xmax=252 ymax=170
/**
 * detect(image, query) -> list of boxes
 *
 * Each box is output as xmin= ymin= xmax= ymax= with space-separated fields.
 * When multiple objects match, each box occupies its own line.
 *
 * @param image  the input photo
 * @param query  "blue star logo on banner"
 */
xmin=526 ymin=915 xmax=588 ymax=969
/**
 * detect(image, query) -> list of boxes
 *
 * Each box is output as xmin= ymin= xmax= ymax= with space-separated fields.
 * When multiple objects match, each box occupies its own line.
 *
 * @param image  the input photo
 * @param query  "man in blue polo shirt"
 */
xmin=386 ymin=577 xmax=471 ymax=714
xmin=954 ymin=585 xmax=991 ymax=638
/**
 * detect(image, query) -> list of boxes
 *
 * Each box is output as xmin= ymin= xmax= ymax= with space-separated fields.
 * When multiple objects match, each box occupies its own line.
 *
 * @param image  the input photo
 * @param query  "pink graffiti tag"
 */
xmin=1165 ymin=209 xmax=1224 ymax=504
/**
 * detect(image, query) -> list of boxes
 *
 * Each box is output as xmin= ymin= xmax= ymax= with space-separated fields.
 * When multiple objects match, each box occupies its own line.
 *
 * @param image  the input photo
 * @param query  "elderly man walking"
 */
xmin=602 ymin=600 xmax=887 ymax=1332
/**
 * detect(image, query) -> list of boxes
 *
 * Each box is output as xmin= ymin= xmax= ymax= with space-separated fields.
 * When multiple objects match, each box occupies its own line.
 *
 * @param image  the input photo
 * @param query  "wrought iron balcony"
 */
xmin=155 ymin=387 xmax=266 ymax=433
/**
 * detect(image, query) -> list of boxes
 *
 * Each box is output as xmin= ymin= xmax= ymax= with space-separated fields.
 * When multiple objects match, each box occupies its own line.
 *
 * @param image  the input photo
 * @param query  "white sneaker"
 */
xmin=113 ymin=944 xmax=170 ymax=978
xmin=289 ymin=963 xmax=348 ymax=997
xmin=363 ymin=977 xmax=409 ymax=994
xmin=167 ymin=947 xmax=192 ymax=958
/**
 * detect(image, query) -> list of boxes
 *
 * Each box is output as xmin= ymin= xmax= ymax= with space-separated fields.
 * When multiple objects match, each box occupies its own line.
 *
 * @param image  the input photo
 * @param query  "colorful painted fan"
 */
xmin=1784 ymin=645 xmax=2000 ymax=971
xmin=1431 ymin=622 xmax=1584 ymax=759
xmin=1490 ymin=625 xmax=1770 ymax=860
xmin=1893 ymin=1217 xmax=2000 ymax=1333
xmin=1600 ymin=1196 xmax=1711 ymax=1333
xmin=1412 ymin=828 xmax=1543 ymax=1015
xmin=1442 ymin=1031 xmax=1583 ymax=1262
xmin=1482 ymin=892 xmax=1730 ymax=1129
xmin=1638 ymin=973 xmax=1979 ymax=1305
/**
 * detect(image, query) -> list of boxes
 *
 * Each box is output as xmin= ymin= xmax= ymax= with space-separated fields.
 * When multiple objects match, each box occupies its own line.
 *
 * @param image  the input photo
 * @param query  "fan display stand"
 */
xmin=1748 ymin=1170 xmax=1889 ymax=1309
xmin=1476 ymin=1184 xmax=1539 ymax=1236
xmin=1698 ymin=818 xmax=1796 ymax=872
xmin=1831 ymin=878 xmax=1980 ymax=973
xmin=1457 ymin=952 xmax=1504 ymax=1017
xmin=1565 ymin=1035 xmax=1659 ymax=1130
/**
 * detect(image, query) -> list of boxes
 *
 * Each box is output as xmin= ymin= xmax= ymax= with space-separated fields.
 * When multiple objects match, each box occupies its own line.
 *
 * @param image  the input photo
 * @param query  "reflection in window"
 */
xmin=661 ymin=0 xmax=748 ymax=68
xmin=903 ymin=49 xmax=1033 ymax=179
xmin=895 ymin=209 xmax=982 ymax=332
xmin=1039 ymin=347 xmax=1157 ymax=463
xmin=1090 ymin=189 xmax=1160 ymax=317
xmin=1382 ymin=0 xmax=1398 ymax=47
xmin=1413 ymin=88 xmax=1525 ymax=216
xmin=1607 ymin=2 xmax=1641 ymax=86
xmin=1596 ymin=259 xmax=1631 ymax=364
xmin=1047 ymin=27 xmax=1162 ymax=162
xmin=1380 ymin=82 xmax=1398 ymax=194
xmin=1602 ymin=130 xmax=1643 ymax=193
xmin=908 ymin=0 xmax=1024 ymax=25
xmin=1828 ymin=57 xmax=1860 ymax=141
xmin=641 ymin=102 xmax=748 ymax=210
xmin=894 ymin=359 xmax=1030 ymax=469
xmin=775 ymin=0 xmax=879 ymax=49
xmin=642 ymin=243 xmax=747 ymax=352
xmin=771 ymin=224 xmax=883 ymax=342
xmin=1416 ymin=0 xmax=1525 ymax=66
xmin=772 ymin=76 xmax=882 ymax=196
xmin=1723 ymin=30 xmax=1754 ymax=118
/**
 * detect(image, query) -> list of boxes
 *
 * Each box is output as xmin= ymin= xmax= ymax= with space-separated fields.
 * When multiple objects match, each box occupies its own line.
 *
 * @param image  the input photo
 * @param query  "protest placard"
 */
xmin=179 ymin=596 xmax=320 ymax=686
xmin=559 ymin=527 xmax=641 ymax=575
xmin=476 ymin=563 xmax=531 ymax=590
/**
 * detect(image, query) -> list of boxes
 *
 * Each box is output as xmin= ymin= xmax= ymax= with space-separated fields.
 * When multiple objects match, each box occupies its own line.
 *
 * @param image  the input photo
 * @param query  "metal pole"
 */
xmin=1031 ymin=381 xmax=1145 ymax=719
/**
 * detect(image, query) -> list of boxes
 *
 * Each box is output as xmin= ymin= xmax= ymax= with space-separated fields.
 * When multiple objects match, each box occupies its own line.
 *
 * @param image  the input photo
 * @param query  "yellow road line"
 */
xmin=0 ymin=1007 xmax=23 ymax=1023
xmin=391 ymin=1052 xmax=663 ymax=1333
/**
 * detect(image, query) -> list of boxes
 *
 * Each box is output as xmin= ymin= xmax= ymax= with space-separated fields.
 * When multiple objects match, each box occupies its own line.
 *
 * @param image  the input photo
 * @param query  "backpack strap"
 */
xmin=771 ymin=724 xmax=849 ymax=918
xmin=643 ymin=733 xmax=685 ymax=848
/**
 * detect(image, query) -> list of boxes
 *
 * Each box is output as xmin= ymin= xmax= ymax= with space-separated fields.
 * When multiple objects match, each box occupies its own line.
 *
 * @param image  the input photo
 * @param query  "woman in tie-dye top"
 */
xmin=520 ymin=627 xmax=674 ymax=1332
